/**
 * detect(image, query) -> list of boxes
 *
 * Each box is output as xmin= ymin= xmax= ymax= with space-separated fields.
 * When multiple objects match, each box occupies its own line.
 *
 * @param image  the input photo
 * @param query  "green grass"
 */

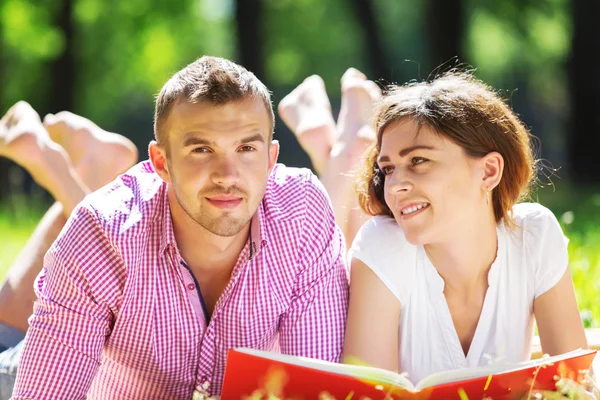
xmin=0 ymin=183 xmax=599 ymax=325
xmin=0 ymin=198 xmax=47 ymax=279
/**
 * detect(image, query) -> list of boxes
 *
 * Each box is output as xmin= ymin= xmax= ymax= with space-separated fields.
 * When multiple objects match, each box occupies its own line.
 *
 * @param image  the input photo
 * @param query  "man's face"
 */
xmin=154 ymin=97 xmax=278 ymax=237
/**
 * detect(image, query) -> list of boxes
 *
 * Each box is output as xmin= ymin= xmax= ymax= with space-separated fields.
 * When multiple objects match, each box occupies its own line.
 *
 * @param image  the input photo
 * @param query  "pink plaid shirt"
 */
xmin=12 ymin=161 xmax=349 ymax=399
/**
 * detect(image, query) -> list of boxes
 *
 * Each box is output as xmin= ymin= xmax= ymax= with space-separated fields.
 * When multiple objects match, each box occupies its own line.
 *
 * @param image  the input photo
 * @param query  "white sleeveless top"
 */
xmin=348 ymin=203 xmax=569 ymax=383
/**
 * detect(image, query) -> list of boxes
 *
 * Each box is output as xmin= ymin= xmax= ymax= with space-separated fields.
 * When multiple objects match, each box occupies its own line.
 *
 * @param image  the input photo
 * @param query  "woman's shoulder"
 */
xmin=348 ymin=216 xmax=419 ymax=302
xmin=508 ymin=202 xmax=563 ymax=242
xmin=510 ymin=202 xmax=557 ymax=226
xmin=507 ymin=202 xmax=569 ymax=298
xmin=350 ymin=215 xmax=415 ymax=255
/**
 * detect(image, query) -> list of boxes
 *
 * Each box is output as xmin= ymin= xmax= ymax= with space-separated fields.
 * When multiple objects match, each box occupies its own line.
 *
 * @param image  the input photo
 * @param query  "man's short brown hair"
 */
xmin=154 ymin=56 xmax=274 ymax=147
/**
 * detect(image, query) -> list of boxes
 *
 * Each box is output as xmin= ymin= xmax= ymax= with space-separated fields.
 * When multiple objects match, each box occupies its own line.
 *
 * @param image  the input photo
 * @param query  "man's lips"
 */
xmin=206 ymin=196 xmax=243 ymax=209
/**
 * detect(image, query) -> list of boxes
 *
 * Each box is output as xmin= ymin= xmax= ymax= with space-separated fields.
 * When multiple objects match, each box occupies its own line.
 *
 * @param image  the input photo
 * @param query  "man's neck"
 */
xmin=168 ymin=188 xmax=251 ymax=273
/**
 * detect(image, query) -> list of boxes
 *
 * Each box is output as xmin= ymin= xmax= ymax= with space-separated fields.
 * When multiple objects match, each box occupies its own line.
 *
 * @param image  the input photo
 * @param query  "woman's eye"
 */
xmin=411 ymin=157 xmax=427 ymax=166
xmin=380 ymin=165 xmax=394 ymax=175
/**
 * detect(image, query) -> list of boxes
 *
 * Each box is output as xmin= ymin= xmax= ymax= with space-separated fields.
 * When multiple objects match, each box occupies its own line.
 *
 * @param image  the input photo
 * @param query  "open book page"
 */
xmin=236 ymin=348 xmax=415 ymax=391
xmin=414 ymin=348 xmax=594 ymax=391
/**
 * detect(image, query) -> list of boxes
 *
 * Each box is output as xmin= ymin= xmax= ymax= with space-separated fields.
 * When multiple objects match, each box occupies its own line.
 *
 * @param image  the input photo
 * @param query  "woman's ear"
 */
xmin=481 ymin=151 xmax=504 ymax=191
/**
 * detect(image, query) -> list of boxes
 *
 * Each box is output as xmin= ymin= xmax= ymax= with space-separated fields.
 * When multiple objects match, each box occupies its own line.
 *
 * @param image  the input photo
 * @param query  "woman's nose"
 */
xmin=386 ymin=169 xmax=413 ymax=195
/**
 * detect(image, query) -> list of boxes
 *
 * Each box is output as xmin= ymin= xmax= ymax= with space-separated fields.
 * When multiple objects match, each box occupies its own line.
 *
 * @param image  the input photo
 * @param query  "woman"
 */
xmin=343 ymin=72 xmax=597 ymax=398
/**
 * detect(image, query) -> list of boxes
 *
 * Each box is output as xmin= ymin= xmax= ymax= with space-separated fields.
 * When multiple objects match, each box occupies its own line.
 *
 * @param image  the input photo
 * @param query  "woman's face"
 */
xmin=377 ymin=118 xmax=489 ymax=245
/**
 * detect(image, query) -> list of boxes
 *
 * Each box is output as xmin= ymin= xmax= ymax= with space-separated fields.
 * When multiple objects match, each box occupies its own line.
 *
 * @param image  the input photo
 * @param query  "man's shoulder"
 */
xmin=264 ymin=164 xmax=331 ymax=219
xmin=80 ymin=160 xmax=166 ymax=232
xmin=266 ymin=163 xmax=314 ymax=190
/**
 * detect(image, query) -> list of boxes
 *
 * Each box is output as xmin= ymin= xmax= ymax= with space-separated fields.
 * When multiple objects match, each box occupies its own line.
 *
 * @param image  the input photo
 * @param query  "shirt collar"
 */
xmin=159 ymin=183 xmax=177 ymax=255
xmin=248 ymin=200 xmax=267 ymax=260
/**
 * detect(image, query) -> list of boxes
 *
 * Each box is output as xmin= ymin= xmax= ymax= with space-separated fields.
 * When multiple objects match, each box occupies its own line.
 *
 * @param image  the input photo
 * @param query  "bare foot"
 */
xmin=333 ymin=68 xmax=381 ymax=160
xmin=0 ymin=101 xmax=75 ymax=193
xmin=278 ymin=75 xmax=336 ymax=176
xmin=44 ymin=111 xmax=138 ymax=191
xmin=320 ymin=69 xmax=381 ymax=248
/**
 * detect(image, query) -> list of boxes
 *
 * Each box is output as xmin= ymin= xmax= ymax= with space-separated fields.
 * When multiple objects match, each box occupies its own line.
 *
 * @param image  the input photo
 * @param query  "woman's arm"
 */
xmin=534 ymin=267 xmax=588 ymax=355
xmin=532 ymin=209 xmax=596 ymax=398
xmin=342 ymin=258 xmax=401 ymax=372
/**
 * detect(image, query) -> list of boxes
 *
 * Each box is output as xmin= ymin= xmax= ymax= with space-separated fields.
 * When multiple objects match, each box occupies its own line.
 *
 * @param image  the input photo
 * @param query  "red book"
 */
xmin=220 ymin=348 xmax=596 ymax=399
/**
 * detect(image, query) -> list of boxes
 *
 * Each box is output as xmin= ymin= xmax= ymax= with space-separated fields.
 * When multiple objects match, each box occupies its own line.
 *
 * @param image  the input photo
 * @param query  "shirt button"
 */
xmin=187 ymin=283 xmax=195 ymax=291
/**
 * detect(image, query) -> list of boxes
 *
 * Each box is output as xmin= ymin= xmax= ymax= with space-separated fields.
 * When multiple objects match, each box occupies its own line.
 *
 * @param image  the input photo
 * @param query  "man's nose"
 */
xmin=211 ymin=156 xmax=240 ymax=187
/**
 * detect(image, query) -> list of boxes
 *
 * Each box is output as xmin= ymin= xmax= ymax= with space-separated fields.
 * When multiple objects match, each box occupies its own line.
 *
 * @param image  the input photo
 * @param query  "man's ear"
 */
xmin=481 ymin=151 xmax=504 ymax=191
xmin=268 ymin=140 xmax=280 ymax=174
xmin=149 ymin=141 xmax=171 ymax=183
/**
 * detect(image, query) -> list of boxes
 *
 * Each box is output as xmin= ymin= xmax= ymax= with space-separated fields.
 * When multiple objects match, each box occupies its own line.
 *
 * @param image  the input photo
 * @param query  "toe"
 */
xmin=5 ymin=101 xmax=40 ymax=127
xmin=341 ymin=68 xmax=367 ymax=84
xmin=303 ymin=75 xmax=326 ymax=89
xmin=364 ymin=80 xmax=383 ymax=101
xmin=43 ymin=113 xmax=66 ymax=142
xmin=277 ymin=93 xmax=297 ymax=119
xmin=42 ymin=113 xmax=56 ymax=126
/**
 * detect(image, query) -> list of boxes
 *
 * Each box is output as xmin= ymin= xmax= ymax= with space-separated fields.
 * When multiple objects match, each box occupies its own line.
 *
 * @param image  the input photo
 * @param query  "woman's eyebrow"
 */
xmin=377 ymin=145 xmax=436 ymax=163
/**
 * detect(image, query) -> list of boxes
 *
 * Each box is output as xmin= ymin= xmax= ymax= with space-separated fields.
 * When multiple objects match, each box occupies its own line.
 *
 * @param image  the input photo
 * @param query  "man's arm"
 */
xmin=11 ymin=205 xmax=122 ymax=399
xmin=278 ymin=174 xmax=349 ymax=362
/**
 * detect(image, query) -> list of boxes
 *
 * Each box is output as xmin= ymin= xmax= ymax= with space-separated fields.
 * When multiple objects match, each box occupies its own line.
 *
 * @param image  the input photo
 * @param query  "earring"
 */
xmin=486 ymin=189 xmax=490 ymax=206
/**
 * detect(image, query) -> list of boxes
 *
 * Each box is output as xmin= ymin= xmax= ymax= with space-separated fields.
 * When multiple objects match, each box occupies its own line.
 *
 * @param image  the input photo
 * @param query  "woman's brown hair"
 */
xmin=356 ymin=72 xmax=537 ymax=226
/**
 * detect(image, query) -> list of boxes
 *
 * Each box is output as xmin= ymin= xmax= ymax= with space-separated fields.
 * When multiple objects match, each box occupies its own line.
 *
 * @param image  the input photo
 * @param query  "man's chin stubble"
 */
xmin=199 ymin=216 xmax=250 ymax=238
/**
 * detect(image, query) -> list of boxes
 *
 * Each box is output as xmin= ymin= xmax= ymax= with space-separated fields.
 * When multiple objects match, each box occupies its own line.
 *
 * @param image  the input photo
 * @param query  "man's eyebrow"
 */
xmin=238 ymin=133 xmax=265 ymax=144
xmin=182 ymin=135 xmax=213 ymax=147
xmin=377 ymin=145 xmax=437 ymax=163
xmin=182 ymin=133 xmax=266 ymax=147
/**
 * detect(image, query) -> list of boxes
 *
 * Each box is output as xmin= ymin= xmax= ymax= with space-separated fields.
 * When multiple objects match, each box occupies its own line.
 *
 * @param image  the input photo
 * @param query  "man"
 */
xmin=1 ymin=56 xmax=348 ymax=399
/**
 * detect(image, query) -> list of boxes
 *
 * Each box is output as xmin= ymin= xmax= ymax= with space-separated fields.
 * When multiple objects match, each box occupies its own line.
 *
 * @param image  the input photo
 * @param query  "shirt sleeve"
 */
xmin=521 ymin=204 xmax=570 ymax=298
xmin=11 ymin=205 xmax=124 ymax=400
xmin=347 ymin=216 xmax=413 ymax=303
xmin=278 ymin=173 xmax=349 ymax=363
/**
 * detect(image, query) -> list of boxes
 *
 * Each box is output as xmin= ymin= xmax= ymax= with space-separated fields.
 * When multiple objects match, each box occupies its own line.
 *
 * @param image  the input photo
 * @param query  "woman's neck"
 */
xmin=424 ymin=215 xmax=499 ymax=294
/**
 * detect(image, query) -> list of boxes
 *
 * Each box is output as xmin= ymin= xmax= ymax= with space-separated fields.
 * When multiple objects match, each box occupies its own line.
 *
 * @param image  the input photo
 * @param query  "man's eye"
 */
xmin=240 ymin=145 xmax=255 ymax=152
xmin=192 ymin=147 xmax=210 ymax=153
xmin=411 ymin=157 xmax=428 ymax=166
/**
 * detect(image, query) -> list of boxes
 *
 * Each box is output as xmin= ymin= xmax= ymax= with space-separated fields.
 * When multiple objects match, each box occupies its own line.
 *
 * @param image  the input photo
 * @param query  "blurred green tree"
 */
xmin=235 ymin=0 xmax=265 ymax=81
xmin=0 ymin=0 xmax=595 ymax=198
xmin=49 ymin=0 xmax=75 ymax=114
xmin=426 ymin=0 xmax=464 ymax=74
xmin=465 ymin=0 xmax=572 ymax=178
xmin=0 ymin=12 xmax=7 ymax=203
xmin=568 ymin=0 xmax=600 ymax=184
xmin=349 ymin=0 xmax=390 ymax=81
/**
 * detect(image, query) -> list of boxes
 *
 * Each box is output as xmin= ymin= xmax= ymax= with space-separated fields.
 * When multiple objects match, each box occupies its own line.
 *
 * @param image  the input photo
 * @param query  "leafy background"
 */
xmin=0 ymin=0 xmax=599 ymax=324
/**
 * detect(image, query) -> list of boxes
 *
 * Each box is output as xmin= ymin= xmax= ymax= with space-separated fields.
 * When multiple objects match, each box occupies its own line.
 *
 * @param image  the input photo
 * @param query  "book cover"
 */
xmin=220 ymin=348 xmax=596 ymax=399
